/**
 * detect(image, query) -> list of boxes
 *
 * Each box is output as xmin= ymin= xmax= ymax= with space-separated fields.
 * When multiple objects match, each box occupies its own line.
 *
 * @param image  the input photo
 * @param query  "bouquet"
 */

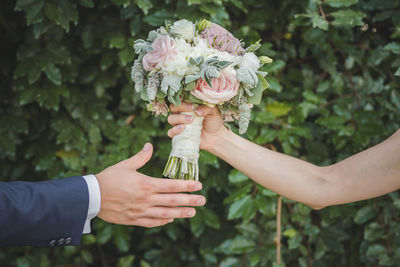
xmin=131 ymin=19 xmax=272 ymax=181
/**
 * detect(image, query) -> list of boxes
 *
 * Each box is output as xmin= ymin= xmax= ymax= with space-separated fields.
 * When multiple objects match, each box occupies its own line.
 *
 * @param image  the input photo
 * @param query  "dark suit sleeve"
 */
xmin=0 ymin=176 xmax=89 ymax=247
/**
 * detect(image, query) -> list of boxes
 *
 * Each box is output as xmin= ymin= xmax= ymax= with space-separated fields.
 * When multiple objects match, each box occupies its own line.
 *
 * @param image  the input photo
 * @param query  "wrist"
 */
xmin=208 ymin=126 xmax=234 ymax=156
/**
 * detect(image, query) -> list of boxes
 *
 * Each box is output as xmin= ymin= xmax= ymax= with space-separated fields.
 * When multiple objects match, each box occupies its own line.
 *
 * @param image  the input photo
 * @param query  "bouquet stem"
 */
xmin=163 ymin=111 xmax=204 ymax=180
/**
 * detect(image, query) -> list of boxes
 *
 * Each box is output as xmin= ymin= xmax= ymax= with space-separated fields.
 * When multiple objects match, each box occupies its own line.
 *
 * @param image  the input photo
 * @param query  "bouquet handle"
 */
xmin=163 ymin=111 xmax=204 ymax=180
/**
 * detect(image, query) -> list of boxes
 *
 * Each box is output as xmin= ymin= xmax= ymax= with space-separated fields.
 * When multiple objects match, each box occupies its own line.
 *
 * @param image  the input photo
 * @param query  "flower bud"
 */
xmin=196 ymin=19 xmax=212 ymax=32
xmin=259 ymin=56 xmax=273 ymax=64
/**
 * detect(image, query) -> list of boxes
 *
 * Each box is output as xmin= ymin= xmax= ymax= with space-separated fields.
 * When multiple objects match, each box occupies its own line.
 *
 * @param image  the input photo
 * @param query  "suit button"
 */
xmin=57 ymin=238 xmax=65 ymax=246
xmin=49 ymin=240 xmax=56 ymax=247
xmin=65 ymin=237 xmax=72 ymax=245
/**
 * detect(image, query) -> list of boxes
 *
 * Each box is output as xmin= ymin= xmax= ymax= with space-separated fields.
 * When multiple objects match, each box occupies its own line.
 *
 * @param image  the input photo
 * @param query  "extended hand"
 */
xmin=167 ymin=102 xmax=226 ymax=152
xmin=95 ymin=143 xmax=206 ymax=227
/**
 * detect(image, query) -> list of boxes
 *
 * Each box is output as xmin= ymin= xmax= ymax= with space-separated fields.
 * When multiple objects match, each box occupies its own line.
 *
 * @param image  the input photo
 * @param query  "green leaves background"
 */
xmin=1 ymin=0 xmax=400 ymax=266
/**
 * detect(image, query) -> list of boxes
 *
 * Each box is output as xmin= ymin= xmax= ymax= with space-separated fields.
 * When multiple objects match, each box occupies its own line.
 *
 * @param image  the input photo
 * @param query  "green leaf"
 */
xmin=228 ymin=169 xmax=248 ymax=184
xmin=134 ymin=0 xmax=153 ymax=15
xmin=168 ymin=92 xmax=181 ymax=106
xmin=266 ymin=102 xmax=292 ymax=117
xmin=184 ymin=81 xmax=196 ymax=91
xmin=117 ymin=255 xmax=135 ymax=267
xmin=203 ymin=208 xmax=220 ymax=229
xmin=224 ymin=184 xmax=252 ymax=204
xmin=228 ymin=236 xmax=256 ymax=254
xmin=188 ymin=93 xmax=204 ymax=104
xmin=288 ymin=235 xmax=302 ymax=249
xmin=325 ymin=0 xmax=358 ymax=7
xmin=267 ymin=76 xmax=281 ymax=92
xmin=384 ymin=42 xmax=400 ymax=55
xmin=354 ymin=206 xmax=374 ymax=224
xmin=312 ymin=15 xmax=329 ymax=30
xmin=118 ymin=48 xmax=134 ymax=66
xmin=79 ymin=0 xmax=94 ymax=8
xmin=110 ymin=33 xmax=126 ymax=49
xmin=316 ymin=116 xmax=347 ymax=129
xmin=89 ymin=125 xmax=101 ymax=144
xmin=143 ymin=9 xmax=174 ymax=26
xmin=81 ymin=250 xmax=93 ymax=264
xmin=44 ymin=63 xmax=62 ymax=85
xmin=395 ymin=66 xmax=400 ymax=76
xmin=228 ymin=195 xmax=252 ymax=220
xmin=331 ymin=9 xmax=366 ymax=27
xmin=283 ymin=228 xmax=298 ymax=238
xmin=190 ymin=212 xmax=205 ymax=237
xmin=114 ymin=228 xmax=130 ymax=252
xmin=220 ymin=257 xmax=239 ymax=267
xmin=44 ymin=1 xmax=78 ymax=31
xmin=16 ymin=258 xmax=29 ymax=267
xmin=247 ymin=79 xmax=265 ymax=105
xmin=111 ymin=0 xmax=130 ymax=6
xmin=24 ymin=0 xmax=44 ymax=25
xmin=366 ymin=244 xmax=386 ymax=257
xmin=258 ymin=74 xmax=270 ymax=89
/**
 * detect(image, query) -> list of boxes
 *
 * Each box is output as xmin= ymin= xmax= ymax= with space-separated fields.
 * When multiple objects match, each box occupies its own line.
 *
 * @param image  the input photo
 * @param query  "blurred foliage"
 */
xmin=1 ymin=0 xmax=400 ymax=266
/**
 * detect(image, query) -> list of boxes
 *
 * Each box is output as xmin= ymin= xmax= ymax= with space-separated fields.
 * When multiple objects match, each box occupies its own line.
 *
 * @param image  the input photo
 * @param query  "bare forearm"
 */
xmin=210 ymin=128 xmax=328 ymax=208
xmin=210 ymin=128 xmax=400 ymax=209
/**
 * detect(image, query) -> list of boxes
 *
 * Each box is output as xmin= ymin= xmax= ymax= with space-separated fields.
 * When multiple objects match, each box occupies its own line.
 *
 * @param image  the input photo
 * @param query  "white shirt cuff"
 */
xmin=82 ymin=174 xmax=101 ymax=234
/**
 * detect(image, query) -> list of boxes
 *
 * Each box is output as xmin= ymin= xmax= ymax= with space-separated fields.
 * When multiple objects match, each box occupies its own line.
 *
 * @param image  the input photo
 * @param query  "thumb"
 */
xmin=126 ymin=143 xmax=153 ymax=170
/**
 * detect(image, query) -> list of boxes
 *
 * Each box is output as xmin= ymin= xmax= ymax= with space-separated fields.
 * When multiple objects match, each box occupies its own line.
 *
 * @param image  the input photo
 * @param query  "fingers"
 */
xmin=167 ymin=125 xmax=185 ymax=138
xmin=195 ymin=105 xmax=220 ymax=117
xmin=167 ymin=114 xmax=193 ymax=126
xmin=144 ymin=207 xmax=197 ymax=219
xmin=130 ymin=218 xmax=173 ymax=228
xmin=125 ymin=143 xmax=153 ymax=170
xmin=150 ymin=193 xmax=206 ymax=207
xmin=170 ymin=102 xmax=194 ymax=113
xmin=146 ymin=177 xmax=203 ymax=193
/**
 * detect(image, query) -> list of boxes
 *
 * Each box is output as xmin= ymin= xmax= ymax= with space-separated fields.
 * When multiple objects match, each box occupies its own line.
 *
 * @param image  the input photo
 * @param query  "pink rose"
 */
xmin=142 ymin=36 xmax=176 ymax=71
xmin=191 ymin=69 xmax=239 ymax=104
xmin=200 ymin=23 xmax=244 ymax=55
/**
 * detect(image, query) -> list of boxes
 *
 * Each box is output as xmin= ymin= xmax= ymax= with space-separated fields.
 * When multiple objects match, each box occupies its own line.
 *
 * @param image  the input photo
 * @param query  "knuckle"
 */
xmin=173 ymin=125 xmax=182 ymax=133
xmin=139 ymin=179 xmax=153 ymax=193
xmin=168 ymin=197 xmax=178 ymax=206
xmin=168 ymin=181 xmax=178 ymax=192
xmin=160 ymin=210 xmax=169 ymax=218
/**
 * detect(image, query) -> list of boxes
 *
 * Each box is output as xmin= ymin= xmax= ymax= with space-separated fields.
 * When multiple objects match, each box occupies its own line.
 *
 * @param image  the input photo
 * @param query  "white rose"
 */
xmin=239 ymin=52 xmax=260 ymax=71
xmin=160 ymin=38 xmax=198 ymax=76
xmin=170 ymin=19 xmax=195 ymax=42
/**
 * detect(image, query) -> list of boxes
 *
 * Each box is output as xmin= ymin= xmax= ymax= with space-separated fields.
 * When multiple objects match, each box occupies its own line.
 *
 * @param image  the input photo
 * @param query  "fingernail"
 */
xmin=168 ymin=219 xmax=174 ymax=223
xmin=143 ymin=143 xmax=151 ymax=151
xmin=187 ymin=103 xmax=194 ymax=110
xmin=177 ymin=124 xmax=184 ymax=129
xmin=194 ymin=182 xmax=202 ymax=191
xmin=187 ymin=210 xmax=196 ymax=217
xmin=185 ymin=115 xmax=193 ymax=122
xmin=195 ymin=109 xmax=203 ymax=115
xmin=197 ymin=198 xmax=206 ymax=205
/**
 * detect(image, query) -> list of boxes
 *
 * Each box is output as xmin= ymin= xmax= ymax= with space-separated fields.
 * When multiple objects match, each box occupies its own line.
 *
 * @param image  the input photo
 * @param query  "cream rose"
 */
xmin=170 ymin=19 xmax=195 ymax=42
xmin=239 ymin=52 xmax=260 ymax=71
xmin=191 ymin=68 xmax=239 ymax=104
xmin=142 ymin=36 xmax=176 ymax=71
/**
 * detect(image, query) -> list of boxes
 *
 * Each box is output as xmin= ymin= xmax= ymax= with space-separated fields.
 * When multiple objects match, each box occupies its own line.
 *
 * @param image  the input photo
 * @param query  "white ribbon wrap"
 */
xmin=170 ymin=111 xmax=204 ymax=164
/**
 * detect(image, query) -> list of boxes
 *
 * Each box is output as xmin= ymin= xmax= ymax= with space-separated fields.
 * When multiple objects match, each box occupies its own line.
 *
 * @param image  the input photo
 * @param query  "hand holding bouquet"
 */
xmin=131 ymin=19 xmax=272 ymax=181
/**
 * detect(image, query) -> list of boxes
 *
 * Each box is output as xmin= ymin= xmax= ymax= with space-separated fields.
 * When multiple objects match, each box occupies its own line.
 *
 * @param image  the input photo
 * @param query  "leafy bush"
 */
xmin=1 ymin=0 xmax=400 ymax=266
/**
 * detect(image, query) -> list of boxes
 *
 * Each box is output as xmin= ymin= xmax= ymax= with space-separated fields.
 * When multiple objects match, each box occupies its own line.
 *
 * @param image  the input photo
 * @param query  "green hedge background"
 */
xmin=1 ymin=0 xmax=400 ymax=266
